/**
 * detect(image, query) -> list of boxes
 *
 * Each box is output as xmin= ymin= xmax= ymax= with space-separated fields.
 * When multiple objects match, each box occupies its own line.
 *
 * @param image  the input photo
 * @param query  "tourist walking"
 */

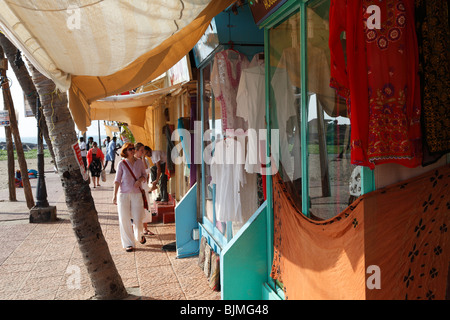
xmin=105 ymin=136 xmax=119 ymax=173
xmin=135 ymin=143 xmax=154 ymax=236
xmin=87 ymin=141 xmax=104 ymax=188
xmin=79 ymin=137 xmax=87 ymax=169
xmin=112 ymin=142 xmax=147 ymax=252
xmin=148 ymin=147 xmax=168 ymax=202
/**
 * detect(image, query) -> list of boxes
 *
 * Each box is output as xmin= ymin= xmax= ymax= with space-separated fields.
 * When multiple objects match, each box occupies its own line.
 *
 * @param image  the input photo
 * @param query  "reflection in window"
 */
xmin=269 ymin=11 xmax=302 ymax=210
xmin=203 ymin=61 xmax=227 ymax=236
xmin=202 ymin=64 xmax=214 ymax=225
xmin=307 ymin=1 xmax=355 ymax=220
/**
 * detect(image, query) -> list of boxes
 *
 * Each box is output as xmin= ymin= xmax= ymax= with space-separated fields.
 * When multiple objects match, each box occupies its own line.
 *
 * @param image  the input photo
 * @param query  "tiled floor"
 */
xmin=0 ymin=169 xmax=220 ymax=300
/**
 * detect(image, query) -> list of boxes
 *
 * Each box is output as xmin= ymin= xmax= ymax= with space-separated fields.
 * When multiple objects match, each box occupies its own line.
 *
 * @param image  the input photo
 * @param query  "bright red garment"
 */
xmin=329 ymin=0 xmax=422 ymax=169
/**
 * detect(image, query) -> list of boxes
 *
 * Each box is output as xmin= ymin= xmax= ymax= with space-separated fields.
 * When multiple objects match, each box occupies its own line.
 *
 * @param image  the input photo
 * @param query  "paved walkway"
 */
xmin=0 ymin=167 xmax=220 ymax=300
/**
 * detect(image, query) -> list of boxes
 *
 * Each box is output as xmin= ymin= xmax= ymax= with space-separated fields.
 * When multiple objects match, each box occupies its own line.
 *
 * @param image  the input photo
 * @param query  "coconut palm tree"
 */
xmin=0 ymin=33 xmax=57 ymax=166
xmin=26 ymin=61 xmax=128 ymax=300
xmin=0 ymin=47 xmax=34 ymax=209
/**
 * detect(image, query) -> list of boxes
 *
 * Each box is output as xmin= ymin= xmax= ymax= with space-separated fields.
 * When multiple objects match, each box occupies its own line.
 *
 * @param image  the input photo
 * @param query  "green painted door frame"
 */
xmin=199 ymin=0 xmax=376 ymax=299
xmin=260 ymin=0 xmax=375 ymax=298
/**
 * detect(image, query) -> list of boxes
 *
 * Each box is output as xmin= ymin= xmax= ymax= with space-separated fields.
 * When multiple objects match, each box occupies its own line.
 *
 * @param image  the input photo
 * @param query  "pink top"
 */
xmin=114 ymin=159 xmax=146 ymax=194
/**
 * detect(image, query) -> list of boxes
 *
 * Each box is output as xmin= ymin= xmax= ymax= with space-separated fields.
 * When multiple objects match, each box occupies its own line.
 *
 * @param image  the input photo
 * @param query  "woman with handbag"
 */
xmin=87 ymin=141 xmax=104 ymax=188
xmin=112 ymin=142 xmax=147 ymax=252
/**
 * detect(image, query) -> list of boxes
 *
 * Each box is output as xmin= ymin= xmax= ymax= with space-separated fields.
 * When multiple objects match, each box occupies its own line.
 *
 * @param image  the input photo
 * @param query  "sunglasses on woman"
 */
xmin=127 ymin=147 xmax=135 ymax=151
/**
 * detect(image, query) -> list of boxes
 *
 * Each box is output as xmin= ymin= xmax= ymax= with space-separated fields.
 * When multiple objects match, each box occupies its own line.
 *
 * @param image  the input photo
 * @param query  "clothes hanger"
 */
xmin=228 ymin=40 xmax=240 ymax=54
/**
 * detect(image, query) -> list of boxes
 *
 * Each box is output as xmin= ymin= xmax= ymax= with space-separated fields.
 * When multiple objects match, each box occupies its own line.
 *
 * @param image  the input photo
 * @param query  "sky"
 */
xmin=0 ymin=62 xmax=105 ymax=141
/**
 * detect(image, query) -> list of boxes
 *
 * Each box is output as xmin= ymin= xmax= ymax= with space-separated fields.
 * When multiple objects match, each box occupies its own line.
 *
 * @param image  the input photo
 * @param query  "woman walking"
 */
xmin=112 ymin=142 xmax=147 ymax=252
xmin=87 ymin=141 xmax=104 ymax=188
xmin=134 ymin=143 xmax=154 ymax=236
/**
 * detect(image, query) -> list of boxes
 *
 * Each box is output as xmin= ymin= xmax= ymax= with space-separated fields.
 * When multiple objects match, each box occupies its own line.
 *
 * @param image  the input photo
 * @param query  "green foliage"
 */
xmin=0 ymin=149 xmax=51 ymax=161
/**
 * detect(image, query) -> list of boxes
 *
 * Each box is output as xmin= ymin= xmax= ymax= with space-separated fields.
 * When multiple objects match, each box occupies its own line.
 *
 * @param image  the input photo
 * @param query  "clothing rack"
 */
xmin=219 ymin=42 xmax=264 ymax=47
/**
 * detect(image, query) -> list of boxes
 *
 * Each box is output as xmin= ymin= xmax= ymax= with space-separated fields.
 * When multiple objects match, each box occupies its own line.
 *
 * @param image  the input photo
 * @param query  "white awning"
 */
xmin=0 ymin=0 xmax=210 ymax=91
xmin=0 ymin=0 xmax=234 ymax=132
xmin=91 ymin=82 xmax=186 ymax=109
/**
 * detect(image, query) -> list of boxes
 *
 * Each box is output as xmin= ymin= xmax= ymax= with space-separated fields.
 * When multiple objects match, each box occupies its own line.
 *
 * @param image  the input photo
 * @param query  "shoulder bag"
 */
xmin=122 ymin=160 xmax=149 ymax=210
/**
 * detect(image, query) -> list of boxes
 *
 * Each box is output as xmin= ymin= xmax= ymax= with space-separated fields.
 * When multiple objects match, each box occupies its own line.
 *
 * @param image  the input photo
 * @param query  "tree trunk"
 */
xmin=0 ymin=46 xmax=16 ymax=201
xmin=27 ymin=62 xmax=128 ymax=300
xmin=0 ymin=33 xmax=57 ymax=167
xmin=1 ymin=56 xmax=34 ymax=209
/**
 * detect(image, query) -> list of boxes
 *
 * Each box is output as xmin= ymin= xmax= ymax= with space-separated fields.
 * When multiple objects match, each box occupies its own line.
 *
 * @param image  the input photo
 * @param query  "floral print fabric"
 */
xmin=271 ymin=164 xmax=450 ymax=299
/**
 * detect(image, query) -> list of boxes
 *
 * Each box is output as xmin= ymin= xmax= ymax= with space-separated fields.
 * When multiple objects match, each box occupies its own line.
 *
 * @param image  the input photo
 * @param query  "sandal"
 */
xmin=125 ymin=246 xmax=133 ymax=252
xmin=144 ymin=230 xmax=155 ymax=236
xmin=140 ymin=236 xmax=146 ymax=244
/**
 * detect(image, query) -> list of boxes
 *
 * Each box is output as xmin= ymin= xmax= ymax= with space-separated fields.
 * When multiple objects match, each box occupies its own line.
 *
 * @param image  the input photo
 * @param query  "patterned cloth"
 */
xmin=271 ymin=164 xmax=450 ymax=299
xmin=415 ymin=0 xmax=450 ymax=159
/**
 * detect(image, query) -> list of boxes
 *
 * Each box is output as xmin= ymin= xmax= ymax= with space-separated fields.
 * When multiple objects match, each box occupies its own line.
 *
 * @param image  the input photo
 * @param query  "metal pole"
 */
xmin=35 ymin=97 xmax=49 ymax=208
xmin=98 ymin=120 xmax=101 ymax=147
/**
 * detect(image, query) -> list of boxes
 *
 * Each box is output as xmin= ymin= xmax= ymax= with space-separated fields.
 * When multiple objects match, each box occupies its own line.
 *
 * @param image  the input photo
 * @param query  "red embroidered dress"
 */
xmin=329 ymin=0 xmax=422 ymax=169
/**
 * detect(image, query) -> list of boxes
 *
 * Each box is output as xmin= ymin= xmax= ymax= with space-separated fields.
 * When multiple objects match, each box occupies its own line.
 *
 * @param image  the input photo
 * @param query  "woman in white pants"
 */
xmin=112 ymin=142 xmax=147 ymax=252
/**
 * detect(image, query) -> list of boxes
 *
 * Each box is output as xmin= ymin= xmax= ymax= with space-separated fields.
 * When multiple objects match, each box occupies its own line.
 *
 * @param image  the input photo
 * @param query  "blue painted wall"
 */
xmin=221 ymin=202 xmax=269 ymax=300
xmin=215 ymin=4 xmax=264 ymax=58
xmin=175 ymin=183 xmax=199 ymax=258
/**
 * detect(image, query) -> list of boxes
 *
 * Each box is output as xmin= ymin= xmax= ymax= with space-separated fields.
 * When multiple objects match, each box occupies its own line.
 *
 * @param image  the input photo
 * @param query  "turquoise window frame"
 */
xmin=261 ymin=0 xmax=375 ymax=296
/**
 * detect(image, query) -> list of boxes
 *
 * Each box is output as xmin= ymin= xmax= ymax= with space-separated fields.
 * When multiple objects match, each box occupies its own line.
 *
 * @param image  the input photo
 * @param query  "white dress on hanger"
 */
xmin=210 ymin=138 xmax=245 ymax=222
xmin=271 ymin=62 xmax=300 ymax=181
xmin=236 ymin=64 xmax=266 ymax=174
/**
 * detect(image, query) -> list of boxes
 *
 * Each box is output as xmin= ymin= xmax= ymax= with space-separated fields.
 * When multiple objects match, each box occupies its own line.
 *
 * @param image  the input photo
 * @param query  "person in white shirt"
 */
xmin=79 ymin=137 xmax=87 ymax=169
xmin=148 ymin=147 xmax=168 ymax=202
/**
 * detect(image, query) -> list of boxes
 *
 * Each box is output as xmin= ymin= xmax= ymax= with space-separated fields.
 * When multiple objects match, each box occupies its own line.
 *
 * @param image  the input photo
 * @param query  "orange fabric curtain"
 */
xmin=271 ymin=164 xmax=450 ymax=300
xmin=69 ymin=0 xmax=234 ymax=132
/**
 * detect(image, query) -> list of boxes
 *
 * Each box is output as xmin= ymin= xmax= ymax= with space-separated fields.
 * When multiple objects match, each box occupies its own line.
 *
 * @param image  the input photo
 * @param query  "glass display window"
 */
xmin=268 ymin=10 xmax=302 ymax=210
xmin=266 ymin=0 xmax=365 ymax=221
xmin=306 ymin=0 xmax=355 ymax=220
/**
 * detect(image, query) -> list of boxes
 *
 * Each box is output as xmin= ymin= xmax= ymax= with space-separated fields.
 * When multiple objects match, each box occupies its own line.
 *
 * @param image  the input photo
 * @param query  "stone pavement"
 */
xmin=0 ymin=167 xmax=220 ymax=300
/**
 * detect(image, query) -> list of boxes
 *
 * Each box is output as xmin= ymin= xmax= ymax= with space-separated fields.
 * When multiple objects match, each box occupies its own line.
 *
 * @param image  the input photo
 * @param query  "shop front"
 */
xmin=260 ymin=0 xmax=449 ymax=300
xmin=176 ymin=0 xmax=449 ymax=300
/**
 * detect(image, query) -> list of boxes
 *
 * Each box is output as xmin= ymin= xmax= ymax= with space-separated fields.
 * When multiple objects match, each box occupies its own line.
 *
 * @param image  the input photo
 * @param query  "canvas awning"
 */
xmin=90 ymin=82 xmax=186 ymax=110
xmin=0 ymin=0 xmax=234 ymax=132
xmin=89 ymin=81 xmax=187 ymax=127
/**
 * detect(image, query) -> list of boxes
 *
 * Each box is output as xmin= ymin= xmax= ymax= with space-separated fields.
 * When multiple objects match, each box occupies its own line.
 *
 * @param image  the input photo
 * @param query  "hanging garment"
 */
xmin=415 ymin=0 xmax=450 ymax=164
xmin=249 ymin=51 xmax=265 ymax=68
xmin=271 ymin=164 xmax=450 ymax=300
xmin=189 ymin=95 xmax=197 ymax=187
xmin=271 ymin=65 xmax=301 ymax=182
xmin=329 ymin=0 xmax=422 ymax=169
xmin=211 ymin=49 xmax=249 ymax=132
xmin=163 ymin=123 xmax=176 ymax=174
xmin=210 ymin=138 xmax=245 ymax=222
xmin=236 ymin=65 xmax=266 ymax=174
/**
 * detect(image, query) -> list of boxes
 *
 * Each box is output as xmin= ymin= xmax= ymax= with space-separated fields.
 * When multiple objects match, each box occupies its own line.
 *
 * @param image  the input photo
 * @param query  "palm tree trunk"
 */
xmin=0 ymin=46 xmax=16 ymax=201
xmin=1 ymin=56 xmax=34 ymax=209
xmin=27 ymin=62 xmax=128 ymax=300
xmin=0 ymin=33 xmax=57 ymax=167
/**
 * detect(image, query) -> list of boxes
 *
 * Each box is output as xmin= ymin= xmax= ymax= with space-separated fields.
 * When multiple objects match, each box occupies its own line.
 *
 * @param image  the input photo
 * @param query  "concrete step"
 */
xmin=151 ymin=194 xmax=175 ymax=224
